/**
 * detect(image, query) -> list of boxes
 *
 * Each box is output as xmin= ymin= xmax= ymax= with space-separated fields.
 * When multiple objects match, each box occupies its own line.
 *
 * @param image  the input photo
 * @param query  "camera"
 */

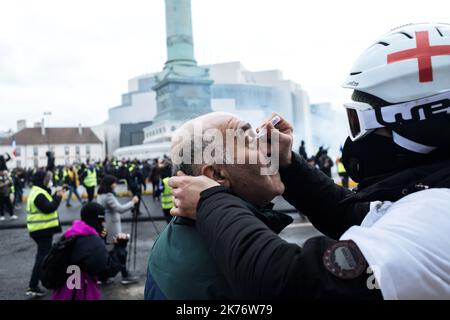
xmin=114 ymin=233 xmax=130 ymax=247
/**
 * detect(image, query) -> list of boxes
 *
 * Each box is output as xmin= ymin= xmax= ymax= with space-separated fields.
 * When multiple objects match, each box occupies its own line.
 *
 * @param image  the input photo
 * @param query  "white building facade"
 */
xmin=104 ymin=61 xmax=312 ymax=159
xmin=0 ymin=125 xmax=103 ymax=169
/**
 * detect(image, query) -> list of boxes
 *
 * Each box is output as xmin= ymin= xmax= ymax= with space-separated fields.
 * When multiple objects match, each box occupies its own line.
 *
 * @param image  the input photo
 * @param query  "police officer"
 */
xmin=168 ymin=23 xmax=450 ymax=299
xmin=26 ymin=170 xmax=64 ymax=298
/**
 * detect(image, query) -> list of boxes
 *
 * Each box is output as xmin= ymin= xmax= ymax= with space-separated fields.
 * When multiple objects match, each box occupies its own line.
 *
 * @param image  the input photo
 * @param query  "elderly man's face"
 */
xmin=217 ymin=116 xmax=284 ymax=206
xmin=173 ymin=112 xmax=284 ymax=206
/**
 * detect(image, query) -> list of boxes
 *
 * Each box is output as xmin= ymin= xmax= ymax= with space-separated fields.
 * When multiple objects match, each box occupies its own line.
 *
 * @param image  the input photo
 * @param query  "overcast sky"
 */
xmin=0 ymin=0 xmax=448 ymax=131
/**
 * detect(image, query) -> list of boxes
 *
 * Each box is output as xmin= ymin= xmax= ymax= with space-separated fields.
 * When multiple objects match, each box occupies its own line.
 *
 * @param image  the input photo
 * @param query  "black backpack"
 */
xmin=40 ymin=235 xmax=78 ymax=290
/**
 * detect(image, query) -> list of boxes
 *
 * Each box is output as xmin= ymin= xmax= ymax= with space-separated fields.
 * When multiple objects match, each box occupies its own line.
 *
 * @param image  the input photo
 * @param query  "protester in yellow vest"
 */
xmin=26 ymin=170 xmax=64 ymax=298
xmin=161 ymin=176 xmax=174 ymax=223
xmin=336 ymin=156 xmax=349 ymax=189
xmin=82 ymin=164 xmax=97 ymax=202
xmin=64 ymin=165 xmax=83 ymax=208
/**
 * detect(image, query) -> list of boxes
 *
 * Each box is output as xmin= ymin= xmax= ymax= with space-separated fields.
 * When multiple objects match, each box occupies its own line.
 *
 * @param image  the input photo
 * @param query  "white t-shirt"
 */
xmin=340 ymin=188 xmax=450 ymax=300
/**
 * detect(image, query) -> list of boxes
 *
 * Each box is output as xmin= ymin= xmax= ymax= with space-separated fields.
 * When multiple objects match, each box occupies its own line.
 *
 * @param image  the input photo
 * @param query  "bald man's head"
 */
xmin=170 ymin=112 xmax=284 ymax=206
xmin=170 ymin=112 xmax=251 ymax=175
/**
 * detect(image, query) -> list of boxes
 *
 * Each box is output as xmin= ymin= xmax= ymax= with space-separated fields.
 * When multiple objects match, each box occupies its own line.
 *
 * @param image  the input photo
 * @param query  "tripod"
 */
xmin=141 ymin=197 xmax=161 ymax=236
xmin=127 ymin=204 xmax=139 ymax=271
xmin=125 ymin=185 xmax=161 ymax=272
xmin=118 ymin=178 xmax=139 ymax=272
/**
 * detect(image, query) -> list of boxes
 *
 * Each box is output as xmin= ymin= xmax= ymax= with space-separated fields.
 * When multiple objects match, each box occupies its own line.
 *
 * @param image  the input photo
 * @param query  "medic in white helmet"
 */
xmin=169 ymin=23 xmax=450 ymax=299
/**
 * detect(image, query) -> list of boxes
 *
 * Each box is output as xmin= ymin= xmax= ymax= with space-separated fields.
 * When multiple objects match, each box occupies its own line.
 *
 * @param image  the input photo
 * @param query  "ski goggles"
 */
xmin=343 ymin=91 xmax=450 ymax=141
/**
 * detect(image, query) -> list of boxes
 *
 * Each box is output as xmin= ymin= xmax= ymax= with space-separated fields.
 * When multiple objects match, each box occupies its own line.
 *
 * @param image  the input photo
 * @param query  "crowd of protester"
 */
xmin=0 ymin=154 xmax=174 ymax=220
xmin=0 ymin=151 xmax=174 ymax=299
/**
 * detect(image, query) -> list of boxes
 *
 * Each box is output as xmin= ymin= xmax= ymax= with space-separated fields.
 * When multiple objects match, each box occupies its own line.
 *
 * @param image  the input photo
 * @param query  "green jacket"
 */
xmin=145 ymin=198 xmax=293 ymax=300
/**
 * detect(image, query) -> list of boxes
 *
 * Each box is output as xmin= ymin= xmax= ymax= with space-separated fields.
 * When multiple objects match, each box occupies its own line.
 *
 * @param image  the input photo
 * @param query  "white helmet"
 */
xmin=343 ymin=23 xmax=450 ymax=103
xmin=341 ymin=23 xmax=450 ymax=154
xmin=341 ymin=23 xmax=450 ymax=182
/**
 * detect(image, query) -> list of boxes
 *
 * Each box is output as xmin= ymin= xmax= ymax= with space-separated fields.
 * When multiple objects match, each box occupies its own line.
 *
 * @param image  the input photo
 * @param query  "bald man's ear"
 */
xmin=201 ymin=165 xmax=231 ymax=188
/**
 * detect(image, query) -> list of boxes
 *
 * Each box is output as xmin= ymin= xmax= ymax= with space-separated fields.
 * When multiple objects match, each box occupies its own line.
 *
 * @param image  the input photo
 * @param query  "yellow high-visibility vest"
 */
xmin=64 ymin=169 xmax=79 ymax=187
xmin=161 ymin=177 xmax=174 ymax=210
xmin=26 ymin=186 xmax=60 ymax=234
xmin=9 ymin=177 xmax=14 ymax=194
xmin=84 ymin=169 xmax=97 ymax=187
xmin=337 ymin=161 xmax=346 ymax=174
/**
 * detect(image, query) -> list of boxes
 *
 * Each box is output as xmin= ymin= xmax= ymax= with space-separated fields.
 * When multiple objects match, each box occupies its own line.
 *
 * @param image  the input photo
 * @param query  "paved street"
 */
xmin=0 ymin=193 xmax=168 ymax=230
xmin=0 ymin=195 xmax=322 ymax=300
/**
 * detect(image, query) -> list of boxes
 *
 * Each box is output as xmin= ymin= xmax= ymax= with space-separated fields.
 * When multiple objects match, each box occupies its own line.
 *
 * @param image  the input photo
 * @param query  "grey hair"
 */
xmin=171 ymin=132 xmax=228 ymax=177
xmin=171 ymin=161 xmax=198 ymax=176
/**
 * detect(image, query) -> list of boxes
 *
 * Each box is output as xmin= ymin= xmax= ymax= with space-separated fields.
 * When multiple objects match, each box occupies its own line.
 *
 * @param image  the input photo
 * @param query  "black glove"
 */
xmin=114 ymin=237 xmax=129 ymax=248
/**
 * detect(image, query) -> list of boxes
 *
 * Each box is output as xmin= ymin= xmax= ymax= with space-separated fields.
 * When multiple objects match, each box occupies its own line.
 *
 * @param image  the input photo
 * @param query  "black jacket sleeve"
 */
xmin=280 ymin=152 xmax=369 ymax=239
xmin=80 ymin=171 xmax=87 ymax=185
xmin=139 ymin=172 xmax=146 ymax=190
xmin=196 ymin=187 xmax=382 ymax=300
xmin=71 ymin=236 xmax=122 ymax=280
xmin=34 ymin=193 xmax=62 ymax=214
xmin=63 ymin=175 xmax=69 ymax=185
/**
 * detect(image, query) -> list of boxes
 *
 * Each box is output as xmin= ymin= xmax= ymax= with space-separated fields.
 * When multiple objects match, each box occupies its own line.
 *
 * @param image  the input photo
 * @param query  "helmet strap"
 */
xmin=392 ymin=131 xmax=437 ymax=154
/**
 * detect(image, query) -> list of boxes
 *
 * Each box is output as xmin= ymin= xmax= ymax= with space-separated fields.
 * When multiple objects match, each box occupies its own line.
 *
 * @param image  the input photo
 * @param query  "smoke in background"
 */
xmin=305 ymin=103 xmax=348 ymax=160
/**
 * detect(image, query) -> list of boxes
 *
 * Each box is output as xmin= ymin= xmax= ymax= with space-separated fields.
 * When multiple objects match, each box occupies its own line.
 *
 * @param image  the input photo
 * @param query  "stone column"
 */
xmin=165 ymin=0 xmax=196 ymax=66
xmin=145 ymin=0 xmax=213 ymax=142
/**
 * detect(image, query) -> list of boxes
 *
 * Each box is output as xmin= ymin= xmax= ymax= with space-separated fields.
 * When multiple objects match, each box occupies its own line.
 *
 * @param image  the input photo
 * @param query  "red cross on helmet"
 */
xmin=342 ymin=23 xmax=450 ymax=148
xmin=343 ymin=23 xmax=450 ymax=103
xmin=340 ymin=23 xmax=450 ymax=182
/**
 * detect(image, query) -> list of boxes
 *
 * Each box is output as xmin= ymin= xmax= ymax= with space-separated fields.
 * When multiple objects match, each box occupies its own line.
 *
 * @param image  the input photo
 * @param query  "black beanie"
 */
xmin=80 ymin=202 xmax=105 ymax=233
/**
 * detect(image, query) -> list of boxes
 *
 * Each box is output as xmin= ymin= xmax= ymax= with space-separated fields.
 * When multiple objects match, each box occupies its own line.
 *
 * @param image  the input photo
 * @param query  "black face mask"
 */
xmin=341 ymin=133 xmax=427 ymax=183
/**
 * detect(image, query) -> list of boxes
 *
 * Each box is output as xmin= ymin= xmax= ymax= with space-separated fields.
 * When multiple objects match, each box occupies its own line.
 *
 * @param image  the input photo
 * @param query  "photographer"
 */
xmin=52 ymin=203 xmax=127 ymax=300
xmin=97 ymin=174 xmax=139 ymax=285
xmin=26 ymin=171 xmax=64 ymax=298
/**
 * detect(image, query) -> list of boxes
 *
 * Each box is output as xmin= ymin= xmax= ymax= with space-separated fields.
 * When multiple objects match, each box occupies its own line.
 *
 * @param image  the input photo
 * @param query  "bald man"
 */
xmin=144 ymin=112 xmax=292 ymax=300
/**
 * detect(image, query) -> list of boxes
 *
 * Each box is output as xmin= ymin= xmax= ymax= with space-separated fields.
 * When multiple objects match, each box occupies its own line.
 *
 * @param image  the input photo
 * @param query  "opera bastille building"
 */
xmin=91 ymin=0 xmax=345 ymax=160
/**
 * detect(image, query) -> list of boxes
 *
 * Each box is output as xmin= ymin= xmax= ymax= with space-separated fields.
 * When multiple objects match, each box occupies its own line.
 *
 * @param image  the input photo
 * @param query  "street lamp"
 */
xmin=43 ymin=111 xmax=52 ymax=153
xmin=43 ymin=112 xmax=54 ymax=171
xmin=43 ymin=112 xmax=52 ymax=127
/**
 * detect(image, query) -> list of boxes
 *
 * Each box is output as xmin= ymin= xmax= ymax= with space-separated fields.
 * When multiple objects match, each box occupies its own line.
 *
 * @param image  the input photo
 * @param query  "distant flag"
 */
xmin=11 ymin=137 xmax=16 ymax=157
